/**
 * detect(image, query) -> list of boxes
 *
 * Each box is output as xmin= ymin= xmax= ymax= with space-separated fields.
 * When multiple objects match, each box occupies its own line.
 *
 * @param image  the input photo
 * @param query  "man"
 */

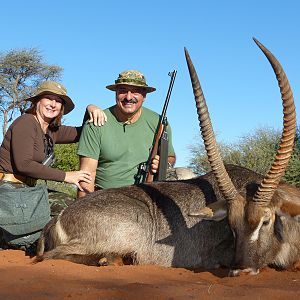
xmin=77 ymin=70 xmax=176 ymax=196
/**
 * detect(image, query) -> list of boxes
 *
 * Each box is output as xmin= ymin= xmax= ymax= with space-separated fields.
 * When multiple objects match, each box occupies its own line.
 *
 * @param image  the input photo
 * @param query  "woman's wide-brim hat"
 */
xmin=25 ymin=81 xmax=75 ymax=115
xmin=106 ymin=70 xmax=156 ymax=93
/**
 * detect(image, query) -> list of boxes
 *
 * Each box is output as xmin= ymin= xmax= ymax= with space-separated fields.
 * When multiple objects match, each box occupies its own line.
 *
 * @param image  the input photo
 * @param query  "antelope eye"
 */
xmin=262 ymin=219 xmax=270 ymax=226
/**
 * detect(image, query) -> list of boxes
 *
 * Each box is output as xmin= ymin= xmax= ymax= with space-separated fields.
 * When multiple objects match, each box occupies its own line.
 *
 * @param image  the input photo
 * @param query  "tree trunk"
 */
xmin=2 ymin=111 xmax=8 ymax=138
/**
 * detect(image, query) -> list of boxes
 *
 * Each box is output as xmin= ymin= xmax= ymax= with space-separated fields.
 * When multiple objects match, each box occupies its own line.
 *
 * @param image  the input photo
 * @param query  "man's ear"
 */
xmin=142 ymin=88 xmax=148 ymax=98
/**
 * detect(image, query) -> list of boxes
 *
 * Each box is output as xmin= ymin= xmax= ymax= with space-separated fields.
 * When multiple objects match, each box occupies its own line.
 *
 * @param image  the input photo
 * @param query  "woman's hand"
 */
xmin=87 ymin=104 xmax=107 ymax=126
xmin=64 ymin=170 xmax=92 ymax=191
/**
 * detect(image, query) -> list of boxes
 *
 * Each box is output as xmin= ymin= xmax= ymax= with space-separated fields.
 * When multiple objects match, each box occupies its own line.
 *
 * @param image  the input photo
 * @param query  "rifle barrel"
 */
xmin=161 ymin=70 xmax=177 ymax=119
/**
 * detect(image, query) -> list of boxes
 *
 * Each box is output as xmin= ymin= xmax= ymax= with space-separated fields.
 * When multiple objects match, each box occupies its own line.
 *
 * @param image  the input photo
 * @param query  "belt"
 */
xmin=0 ymin=172 xmax=37 ymax=187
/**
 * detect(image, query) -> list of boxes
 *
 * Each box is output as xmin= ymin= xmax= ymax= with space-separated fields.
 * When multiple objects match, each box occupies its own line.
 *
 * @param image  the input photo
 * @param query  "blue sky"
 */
xmin=1 ymin=0 xmax=300 ymax=166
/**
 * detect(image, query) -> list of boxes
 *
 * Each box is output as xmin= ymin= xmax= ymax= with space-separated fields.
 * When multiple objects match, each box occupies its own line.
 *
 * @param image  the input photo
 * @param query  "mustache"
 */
xmin=121 ymin=99 xmax=138 ymax=104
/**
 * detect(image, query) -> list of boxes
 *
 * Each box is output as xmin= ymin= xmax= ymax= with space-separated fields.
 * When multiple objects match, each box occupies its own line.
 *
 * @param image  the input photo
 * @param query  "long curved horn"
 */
xmin=252 ymin=38 xmax=296 ymax=206
xmin=184 ymin=48 xmax=239 ymax=203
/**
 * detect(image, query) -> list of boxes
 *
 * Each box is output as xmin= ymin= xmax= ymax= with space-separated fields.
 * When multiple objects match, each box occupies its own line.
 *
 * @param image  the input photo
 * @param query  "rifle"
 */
xmin=134 ymin=70 xmax=177 ymax=184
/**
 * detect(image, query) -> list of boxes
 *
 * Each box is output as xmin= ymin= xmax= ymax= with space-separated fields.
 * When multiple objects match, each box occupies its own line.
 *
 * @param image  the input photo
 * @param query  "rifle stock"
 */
xmin=156 ymin=128 xmax=169 ymax=181
xmin=145 ymin=123 xmax=166 ymax=183
xmin=144 ymin=70 xmax=177 ymax=183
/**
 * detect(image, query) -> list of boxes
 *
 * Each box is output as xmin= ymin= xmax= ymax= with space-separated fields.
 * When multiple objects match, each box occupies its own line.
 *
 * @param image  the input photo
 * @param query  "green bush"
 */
xmin=44 ymin=180 xmax=77 ymax=198
xmin=188 ymin=126 xmax=300 ymax=187
xmin=53 ymin=143 xmax=79 ymax=172
xmin=45 ymin=143 xmax=80 ymax=197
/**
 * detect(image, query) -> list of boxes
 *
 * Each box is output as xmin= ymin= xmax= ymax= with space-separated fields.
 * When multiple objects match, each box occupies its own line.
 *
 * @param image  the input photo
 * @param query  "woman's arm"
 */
xmin=55 ymin=105 xmax=107 ymax=143
xmin=11 ymin=116 xmax=66 ymax=181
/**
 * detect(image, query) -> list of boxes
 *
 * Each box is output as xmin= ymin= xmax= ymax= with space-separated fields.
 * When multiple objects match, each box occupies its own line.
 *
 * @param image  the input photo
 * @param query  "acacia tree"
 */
xmin=0 ymin=48 xmax=62 ymax=137
xmin=188 ymin=127 xmax=300 ymax=187
xmin=284 ymin=127 xmax=300 ymax=187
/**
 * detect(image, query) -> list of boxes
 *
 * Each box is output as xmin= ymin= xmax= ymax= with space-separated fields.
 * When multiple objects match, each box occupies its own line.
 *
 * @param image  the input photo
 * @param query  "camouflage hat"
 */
xmin=25 ymin=81 xmax=75 ymax=115
xmin=106 ymin=70 xmax=156 ymax=93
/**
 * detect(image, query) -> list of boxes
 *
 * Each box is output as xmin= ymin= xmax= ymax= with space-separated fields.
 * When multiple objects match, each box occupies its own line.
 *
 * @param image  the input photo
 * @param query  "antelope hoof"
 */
xmin=98 ymin=255 xmax=124 ymax=266
xmin=98 ymin=257 xmax=109 ymax=266
xmin=229 ymin=268 xmax=260 ymax=277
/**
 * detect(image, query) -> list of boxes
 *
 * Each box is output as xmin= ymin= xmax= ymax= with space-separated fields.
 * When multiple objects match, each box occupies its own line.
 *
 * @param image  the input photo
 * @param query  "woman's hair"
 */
xmin=26 ymin=96 xmax=65 ymax=130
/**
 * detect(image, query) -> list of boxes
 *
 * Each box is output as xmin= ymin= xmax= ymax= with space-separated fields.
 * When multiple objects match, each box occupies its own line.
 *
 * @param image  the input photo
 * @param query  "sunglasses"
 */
xmin=44 ymin=133 xmax=54 ymax=156
xmin=42 ymin=133 xmax=56 ymax=167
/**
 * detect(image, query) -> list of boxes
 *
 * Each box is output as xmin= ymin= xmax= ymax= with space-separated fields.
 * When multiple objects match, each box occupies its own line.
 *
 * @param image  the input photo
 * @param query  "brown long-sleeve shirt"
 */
xmin=0 ymin=113 xmax=82 ymax=182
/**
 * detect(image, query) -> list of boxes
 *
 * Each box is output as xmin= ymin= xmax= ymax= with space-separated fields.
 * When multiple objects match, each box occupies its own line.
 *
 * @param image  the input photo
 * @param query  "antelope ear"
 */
xmin=189 ymin=199 xmax=228 ymax=221
xmin=274 ymin=214 xmax=284 ymax=243
xmin=274 ymin=187 xmax=300 ymax=217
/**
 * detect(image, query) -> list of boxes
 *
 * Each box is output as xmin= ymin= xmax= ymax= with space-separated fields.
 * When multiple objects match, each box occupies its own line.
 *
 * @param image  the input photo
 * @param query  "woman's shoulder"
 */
xmin=10 ymin=113 xmax=37 ymax=129
xmin=4 ymin=114 xmax=40 ymax=140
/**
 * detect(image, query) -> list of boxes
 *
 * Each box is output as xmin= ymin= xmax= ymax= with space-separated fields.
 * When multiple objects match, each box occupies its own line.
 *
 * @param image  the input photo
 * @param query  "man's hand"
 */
xmin=150 ymin=154 xmax=176 ymax=174
xmin=150 ymin=154 xmax=160 ymax=174
xmin=77 ymin=156 xmax=98 ymax=198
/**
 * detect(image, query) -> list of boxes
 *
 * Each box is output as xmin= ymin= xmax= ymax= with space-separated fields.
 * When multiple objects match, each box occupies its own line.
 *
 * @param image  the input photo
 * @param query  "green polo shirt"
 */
xmin=77 ymin=106 xmax=175 ymax=189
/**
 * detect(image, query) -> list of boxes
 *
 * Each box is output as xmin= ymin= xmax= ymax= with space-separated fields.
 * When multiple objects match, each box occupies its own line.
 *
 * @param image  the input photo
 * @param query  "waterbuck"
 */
xmin=36 ymin=39 xmax=300 ymax=275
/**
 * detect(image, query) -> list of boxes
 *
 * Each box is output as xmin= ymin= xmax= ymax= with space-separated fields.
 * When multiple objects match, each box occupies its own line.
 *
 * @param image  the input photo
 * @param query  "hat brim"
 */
xmin=106 ymin=83 xmax=156 ymax=93
xmin=25 ymin=91 xmax=75 ymax=115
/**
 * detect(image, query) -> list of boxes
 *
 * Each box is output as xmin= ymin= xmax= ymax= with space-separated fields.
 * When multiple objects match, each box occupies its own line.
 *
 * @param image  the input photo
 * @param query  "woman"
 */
xmin=0 ymin=80 xmax=106 ymax=250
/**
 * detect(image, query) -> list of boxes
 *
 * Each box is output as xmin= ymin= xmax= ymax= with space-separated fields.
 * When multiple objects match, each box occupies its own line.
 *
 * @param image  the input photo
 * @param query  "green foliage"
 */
xmin=45 ymin=180 xmax=77 ymax=198
xmin=188 ymin=126 xmax=300 ymax=187
xmin=226 ymin=127 xmax=279 ymax=175
xmin=53 ymin=143 xmax=79 ymax=172
xmin=189 ymin=139 xmax=234 ymax=175
xmin=36 ymin=143 xmax=79 ymax=198
xmin=36 ymin=179 xmax=77 ymax=198
xmin=284 ymin=127 xmax=300 ymax=187
xmin=46 ymin=143 xmax=79 ymax=197
xmin=284 ymin=148 xmax=300 ymax=187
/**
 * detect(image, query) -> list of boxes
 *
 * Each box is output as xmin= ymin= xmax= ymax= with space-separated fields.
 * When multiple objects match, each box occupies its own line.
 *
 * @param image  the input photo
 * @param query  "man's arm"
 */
xmin=77 ymin=156 xmax=98 ymax=198
xmin=168 ymin=154 xmax=176 ymax=168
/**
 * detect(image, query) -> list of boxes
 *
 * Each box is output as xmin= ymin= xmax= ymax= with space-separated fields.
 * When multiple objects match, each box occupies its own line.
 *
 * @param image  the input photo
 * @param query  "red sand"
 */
xmin=0 ymin=250 xmax=299 ymax=299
